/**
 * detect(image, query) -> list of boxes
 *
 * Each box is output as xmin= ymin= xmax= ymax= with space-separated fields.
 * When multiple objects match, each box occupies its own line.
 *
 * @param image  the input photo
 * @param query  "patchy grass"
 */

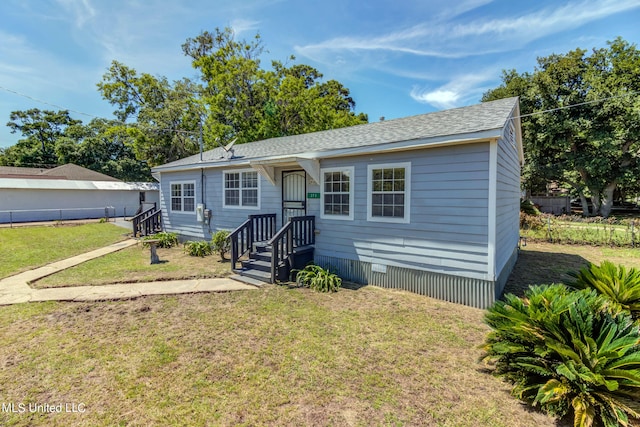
xmin=504 ymin=241 xmax=640 ymax=297
xmin=3 ymin=227 xmax=639 ymax=426
xmin=0 ymin=224 xmax=129 ymax=279
xmin=33 ymin=246 xmax=230 ymax=288
xmin=0 ymin=287 xmax=560 ymax=427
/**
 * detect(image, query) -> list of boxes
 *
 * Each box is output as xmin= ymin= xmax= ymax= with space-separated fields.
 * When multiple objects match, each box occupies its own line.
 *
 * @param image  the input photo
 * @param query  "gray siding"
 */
xmin=159 ymin=170 xmax=206 ymax=239
xmin=494 ymin=119 xmax=521 ymax=285
xmin=161 ymin=167 xmax=282 ymax=239
xmin=314 ymin=144 xmax=491 ymax=281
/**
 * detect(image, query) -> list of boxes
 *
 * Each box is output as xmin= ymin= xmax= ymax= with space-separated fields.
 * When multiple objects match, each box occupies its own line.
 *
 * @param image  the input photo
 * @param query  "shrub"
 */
xmin=520 ymin=212 xmax=545 ymax=230
xmin=211 ymin=230 xmax=230 ymax=261
xmin=183 ymin=240 xmax=212 ymax=257
xmin=520 ymin=199 xmax=540 ymax=215
xmin=569 ymin=261 xmax=640 ymax=319
xmin=482 ymin=284 xmax=640 ymax=427
xmin=292 ymin=264 xmax=342 ymax=292
xmin=143 ymin=232 xmax=178 ymax=248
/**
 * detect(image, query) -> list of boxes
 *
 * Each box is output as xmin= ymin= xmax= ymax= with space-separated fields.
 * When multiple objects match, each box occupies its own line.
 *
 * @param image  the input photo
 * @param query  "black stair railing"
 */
xmin=268 ymin=216 xmax=315 ymax=283
xmin=228 ymin=214 xmax=276 ymax=269
xmin=131 ymin=204 xmax=162 ymax=237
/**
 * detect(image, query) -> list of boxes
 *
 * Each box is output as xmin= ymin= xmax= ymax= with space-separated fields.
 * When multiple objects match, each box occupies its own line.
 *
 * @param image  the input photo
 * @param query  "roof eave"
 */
xmin=152 ymin=128 xmax=503 ymax=174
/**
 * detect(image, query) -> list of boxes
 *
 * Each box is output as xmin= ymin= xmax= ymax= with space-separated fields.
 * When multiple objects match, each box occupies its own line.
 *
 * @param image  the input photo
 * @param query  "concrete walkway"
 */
xmin=0 ymin=239 xmax=258 ymax=306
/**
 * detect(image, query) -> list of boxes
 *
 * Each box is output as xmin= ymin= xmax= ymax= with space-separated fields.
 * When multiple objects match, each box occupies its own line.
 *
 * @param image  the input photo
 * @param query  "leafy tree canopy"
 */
xmin=3 ymin=108 xmax=81 ymax=167
xmin=483 ymin=37 xmax=640 ymax=217
xmin=4 ymin=27 xmax=368 ymax=178
xmin=1 ymin=110 xmax=150 ymax=181
xmin=181 ymin=27 xmax=368 ymax=146
xmin=97 ymin=61 xmax=202 ymax=166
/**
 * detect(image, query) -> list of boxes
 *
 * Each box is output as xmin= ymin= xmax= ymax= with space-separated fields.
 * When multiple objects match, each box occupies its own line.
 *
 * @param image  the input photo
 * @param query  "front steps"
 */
xmin=234 ymin=242 xmax=275 ymax=283
xmin=233 ymin=242 xmax=314 ymax=284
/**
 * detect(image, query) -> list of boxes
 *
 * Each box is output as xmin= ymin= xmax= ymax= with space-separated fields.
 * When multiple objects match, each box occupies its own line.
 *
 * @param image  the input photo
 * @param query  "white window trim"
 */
xmin=366 ymin=162 xmax=411 ymax=224
xmin=320 ymin=166 xmax=354 ymax=221
xmin=169 ymin=180 xmax=196 ymax=215
xmin=222 ymin=169 xmax=261 ymax=210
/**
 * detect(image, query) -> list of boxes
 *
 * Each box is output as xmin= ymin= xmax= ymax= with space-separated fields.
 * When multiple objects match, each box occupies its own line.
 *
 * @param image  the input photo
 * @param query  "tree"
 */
xmin=71 ymin=119 xmax=151 ymax=181
xmin=182 ymin=27 xmax=367 ymax=146
xmin=1 ymin=110 xmax=150 ymax=181
xmin=4 ymin=109 xmax=82 ymax=167
xmin=97 ymin=61 xmax=202 ymax=166
xmin=483 ymin=38 xmax=640 ymax=217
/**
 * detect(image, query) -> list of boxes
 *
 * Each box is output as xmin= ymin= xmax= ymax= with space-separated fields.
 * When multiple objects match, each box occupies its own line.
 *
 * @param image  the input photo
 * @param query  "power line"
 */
xmin=513 ymin=90 xmax=640 ymax=120
xmin=0 ymin=85 xmax=101 ymax=118
xmin=0 ymin=84 xmax=202 ymax=136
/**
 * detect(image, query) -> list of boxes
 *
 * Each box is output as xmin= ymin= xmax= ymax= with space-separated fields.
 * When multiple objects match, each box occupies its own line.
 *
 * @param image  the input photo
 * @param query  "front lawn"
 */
xmin=3 ymin=223 xmax=639 ymax=426
xmin=32 ymin=246 xmax=230 ymax=288
xmin=0 ymin=223 xmax=129 ymax=279
xmin=0 ymin=287 xmax=560 ymax=427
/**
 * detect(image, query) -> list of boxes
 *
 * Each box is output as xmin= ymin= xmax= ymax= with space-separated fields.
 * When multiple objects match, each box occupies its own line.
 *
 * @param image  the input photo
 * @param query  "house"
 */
xmin=0 ymin=164 xmax=159 ymax=224
xmin=151 ymin=97 xmax=523 ymax=308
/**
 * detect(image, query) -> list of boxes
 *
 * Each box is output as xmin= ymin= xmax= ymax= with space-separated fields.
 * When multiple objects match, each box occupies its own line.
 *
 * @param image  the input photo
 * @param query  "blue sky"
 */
xmin=1 ymin=0 xmax=639 ymax=149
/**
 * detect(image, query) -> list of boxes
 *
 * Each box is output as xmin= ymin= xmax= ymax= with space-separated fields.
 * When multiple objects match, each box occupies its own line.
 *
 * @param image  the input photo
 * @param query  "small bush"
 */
xmin=482 ymin=284 xmax=640 ymax=427
xmin=183 ymin=240 xmax=212 ymax=257
xmin=520 ymin=212 xmax=545 ymax=230
xmin=520 ymin=199 xmax=540 ymax=215
xmin=211 ymin=230 xmax=230 ymax=261
xmin=143 ymin=232 xmax=178 ymax=248
xmin=569 ymin=261 xmax=640 ymax=318
xmin=292 ymin=264 xmax=342 ymax=292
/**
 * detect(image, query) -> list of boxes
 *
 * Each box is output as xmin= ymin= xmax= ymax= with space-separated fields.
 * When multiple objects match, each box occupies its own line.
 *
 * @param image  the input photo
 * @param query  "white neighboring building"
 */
xmin=0 ymin=164 xmax=159 ymax=223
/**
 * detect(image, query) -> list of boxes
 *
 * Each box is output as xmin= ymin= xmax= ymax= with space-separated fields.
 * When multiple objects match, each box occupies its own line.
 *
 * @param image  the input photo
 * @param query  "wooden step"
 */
xmin=233 ymin=268 xmax=271 ymax=283
xmin=241 ymin=258 xmax=271 ymax=272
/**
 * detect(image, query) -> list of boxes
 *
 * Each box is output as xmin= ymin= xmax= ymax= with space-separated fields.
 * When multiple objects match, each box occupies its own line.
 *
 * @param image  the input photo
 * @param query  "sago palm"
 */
xmin=569 ymin=261 xmax=640 ymax=318
xmin=482 ymin=284 xmax=640 ymax=427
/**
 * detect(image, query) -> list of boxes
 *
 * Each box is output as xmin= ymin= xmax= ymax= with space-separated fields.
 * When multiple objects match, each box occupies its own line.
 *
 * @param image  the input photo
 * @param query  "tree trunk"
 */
xmin=591 ymin=192 xmax=602 ymax=217
xmin=579 ymin=193 xmax=590 ymax=217
xmin=599 ymin=182 xmax=617 ymax=218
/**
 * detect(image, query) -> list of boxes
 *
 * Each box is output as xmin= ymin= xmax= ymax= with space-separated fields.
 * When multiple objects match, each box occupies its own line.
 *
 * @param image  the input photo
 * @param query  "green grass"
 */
xmin=4 ymin=227 xmax=640 ymax=425
xmin=521 ymin=214 xmax=640 ymax=246
xmin=33 ymin=245 xmax=230 ymax=288
xmin=0 ymin=288 xmax=561 ymax=427
xmin=0 ymin=223 xmax=129 ymax=279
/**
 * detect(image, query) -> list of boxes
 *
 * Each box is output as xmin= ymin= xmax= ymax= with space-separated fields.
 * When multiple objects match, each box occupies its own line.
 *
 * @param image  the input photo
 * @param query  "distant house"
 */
xmin=0 ymin=164 xmax=159 ymax=223
xmin=151 ymin=97 xmax=523 ymax=308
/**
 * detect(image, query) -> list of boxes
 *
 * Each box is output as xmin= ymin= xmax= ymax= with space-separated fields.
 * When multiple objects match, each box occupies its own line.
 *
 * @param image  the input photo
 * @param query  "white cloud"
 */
xmin=410 ymin=70 xmax=498 ymax=109
xmin=54 ymin=0 xmax=96 ymax=28
xmin=230 ymin=19 xmax=261 ymax=36
xmin=411 ymin=89 xmax=460 ymax=109
xmin=295 ymin=0 xmax=640 ymax=63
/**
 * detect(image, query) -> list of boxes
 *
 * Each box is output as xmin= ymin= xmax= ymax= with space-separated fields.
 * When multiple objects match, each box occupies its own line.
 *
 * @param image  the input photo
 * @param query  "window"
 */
xmin=223 ymin=170 xmax=260 ymax=209
xmin=320 ymin=167 xmax=354 ymax=220
xmin=367 ymin=162 xmax=411 ymax=223
xmin=170 ymin=181 xmax=196 ymax=213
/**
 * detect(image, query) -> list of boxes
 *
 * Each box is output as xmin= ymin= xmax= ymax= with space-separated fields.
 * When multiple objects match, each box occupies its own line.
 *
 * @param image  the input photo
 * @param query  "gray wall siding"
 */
xmin=494 ymin=121 xmax=521 ymax=281
xmin=206 ymin=167 xmax=280 ymax=232
xmin=159 ymin=170 xmax=206 ymax=239
xmin=314 ymin=144 xmax=491 ymax=281
xmin=161 ymin=167 xmax=283 ymax=239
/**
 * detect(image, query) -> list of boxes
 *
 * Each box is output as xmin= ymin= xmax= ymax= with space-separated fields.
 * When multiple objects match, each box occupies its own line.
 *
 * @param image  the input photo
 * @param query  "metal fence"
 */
xmin=0 ymin=206 xmax=136 ymax=227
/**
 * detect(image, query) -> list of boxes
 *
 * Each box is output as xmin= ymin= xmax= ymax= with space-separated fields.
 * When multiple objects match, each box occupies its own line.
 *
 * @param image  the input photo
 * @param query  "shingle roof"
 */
xmin=42 ymin=164 xmax=121 ymax=182
xmin=0 ymin=164 xmax=121 ymax=182
xmin=154 ymin=97 xmax=519 ymax=171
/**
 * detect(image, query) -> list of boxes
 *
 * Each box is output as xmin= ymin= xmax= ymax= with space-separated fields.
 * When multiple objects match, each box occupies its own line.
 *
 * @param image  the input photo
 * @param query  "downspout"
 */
xmin=487 ymin=138 xmax=498 ymax=283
